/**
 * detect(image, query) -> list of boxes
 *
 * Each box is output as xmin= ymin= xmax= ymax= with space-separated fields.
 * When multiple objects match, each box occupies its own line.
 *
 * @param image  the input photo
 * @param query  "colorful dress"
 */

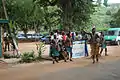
xmin=50 ymin=39 xmax=60 ymax=57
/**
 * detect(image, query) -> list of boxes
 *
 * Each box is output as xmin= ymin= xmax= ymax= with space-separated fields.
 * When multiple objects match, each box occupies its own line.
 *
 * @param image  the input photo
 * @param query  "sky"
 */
xmin=107 ymin=0 xmax=120 ymax=3
xmin=94 ymin=0 xmax=120 ymax=4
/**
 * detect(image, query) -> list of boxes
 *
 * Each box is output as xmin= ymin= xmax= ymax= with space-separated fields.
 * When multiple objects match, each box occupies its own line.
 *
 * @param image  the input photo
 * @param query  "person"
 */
xmin=86 ymin=27 xmax=100 ymax=63
xmin=99 ymin=32 xmax=108 ymax=56
xmin=65 ymin=32 xmax=73 ymax=61
xmin=72 ymin=32 xmax=75 ymax=41
xmin=50 ymin=32 xmax=54 ymax=41
xmin=81 ymin=30 xmax=89 ymax=57
xmin=4 ymin=34 xmax=10 ymax=52
xmin=62 ymin=31 xmax=67 ymax=43
xmin=75 ymin=32 xmax=79 ymax=41
xmin=50 ymin=35 xmax=60 ymax=64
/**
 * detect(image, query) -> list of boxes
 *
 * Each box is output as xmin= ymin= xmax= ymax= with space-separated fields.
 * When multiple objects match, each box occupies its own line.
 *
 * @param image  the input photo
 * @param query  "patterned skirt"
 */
xmin=50 ymin=48 xmax=60 ymax=57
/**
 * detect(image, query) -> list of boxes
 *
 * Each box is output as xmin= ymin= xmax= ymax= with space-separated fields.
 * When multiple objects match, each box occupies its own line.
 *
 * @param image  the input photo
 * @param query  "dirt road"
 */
xmin=0 ymin=45 xmax=120 ymax=80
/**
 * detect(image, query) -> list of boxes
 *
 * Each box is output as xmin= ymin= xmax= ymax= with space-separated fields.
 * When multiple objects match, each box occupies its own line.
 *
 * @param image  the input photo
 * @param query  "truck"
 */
xmin=104 ymin=28 xmax=120 ymax=45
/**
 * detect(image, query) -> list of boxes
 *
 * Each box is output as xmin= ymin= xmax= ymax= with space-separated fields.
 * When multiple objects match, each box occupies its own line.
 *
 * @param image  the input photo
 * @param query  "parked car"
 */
xmin=27 ymin=34 xmax=33 ymax=39
xmin=40 ymin=34 xmax=50 ymax=44
xmin=17 ymin=34 xmax=26 ymax=39
xmin=104 ymin=28 xmax=120 ymax=45
xmin=32 ymin=33 xmax=43 ymax=39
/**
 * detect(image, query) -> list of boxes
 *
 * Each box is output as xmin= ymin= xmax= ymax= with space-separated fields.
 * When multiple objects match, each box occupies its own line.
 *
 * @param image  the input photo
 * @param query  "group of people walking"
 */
xmin=50 ymin=27 xmax=108 ymax=64
xmin=50 ymin=30 xmax=74 ymax=64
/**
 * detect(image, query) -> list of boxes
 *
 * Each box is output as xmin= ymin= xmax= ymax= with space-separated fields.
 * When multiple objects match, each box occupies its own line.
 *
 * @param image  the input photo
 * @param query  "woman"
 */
xmin=50 ymin=35 xmax=60 ymax=64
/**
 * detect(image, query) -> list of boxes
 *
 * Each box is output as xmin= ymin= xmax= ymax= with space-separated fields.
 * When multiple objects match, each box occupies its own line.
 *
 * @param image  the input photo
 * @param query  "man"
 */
xmin=4 ymin=34 xmax=10 ymax=52
xmin=81 ymin=30 xmax=89 ymax=57
xmin=86 ymin=27 xmax=100 ymax=63
xmin=65 ymin=32 xmax=73 ymax=61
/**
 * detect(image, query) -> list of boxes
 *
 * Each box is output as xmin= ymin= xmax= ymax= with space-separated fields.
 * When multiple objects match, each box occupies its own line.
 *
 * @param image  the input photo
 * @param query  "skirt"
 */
xmin=51 ymin=48 xmax=60 ymax=57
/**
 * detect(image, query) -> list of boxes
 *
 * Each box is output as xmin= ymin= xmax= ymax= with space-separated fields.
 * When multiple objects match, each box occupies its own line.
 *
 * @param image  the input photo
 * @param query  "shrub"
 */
xmin=3 ymin=54 xmax=11 ymax=59
xmin=3 ymin=54 xmax=20 ymax=59
xmin=36 ymin=42 xmax=45 ymax=60
xmin=20 ymin=51 xmax=36 ymax=63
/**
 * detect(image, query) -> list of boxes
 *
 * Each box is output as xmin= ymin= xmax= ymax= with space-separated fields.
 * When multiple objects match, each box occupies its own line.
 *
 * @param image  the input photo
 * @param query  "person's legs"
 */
xmin=85 ymin=41 xmax=89 ymax=57
xmin=70 ymin=47 xmax=73 ymax=61
xmin=55 ymin=56 xmax=59 ymax=63
xmin=52 ymin=56 xmax=55 ymax=64
xmin=62 ymin=51 xmax=67 ymax=62
xmin=8 ymin=42 xmax=10 ymax=51
xmin=91 ymin=44 xmax=95 ymax=63
xmin=90 ymin=44 xmax=93 ymax=58
xmin=4 ymin=43 xmax=7 ymax=52
xmin=100 ymin=48 xmax=103 ymax=56
xmin=96 ymin=44 xmax=100 ymax=62
xmin=105 ymin=48 xmax=108 ymax=56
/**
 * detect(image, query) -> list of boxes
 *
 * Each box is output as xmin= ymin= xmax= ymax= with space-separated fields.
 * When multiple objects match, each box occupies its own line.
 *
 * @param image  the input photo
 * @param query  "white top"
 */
xmin=58 ymin=35 xmax=63 ymax=40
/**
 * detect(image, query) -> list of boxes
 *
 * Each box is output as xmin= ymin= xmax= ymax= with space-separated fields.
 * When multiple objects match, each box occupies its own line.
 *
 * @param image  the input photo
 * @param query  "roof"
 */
xmin=0 ymin=20 xmax=9 ymax=23
xmin=108 ymin=28 xmax=120 ymax=30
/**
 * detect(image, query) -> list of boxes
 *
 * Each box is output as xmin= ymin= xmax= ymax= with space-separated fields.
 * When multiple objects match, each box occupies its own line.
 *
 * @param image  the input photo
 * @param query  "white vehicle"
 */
xmin=17 ymin=34 xmax=26 ymax=39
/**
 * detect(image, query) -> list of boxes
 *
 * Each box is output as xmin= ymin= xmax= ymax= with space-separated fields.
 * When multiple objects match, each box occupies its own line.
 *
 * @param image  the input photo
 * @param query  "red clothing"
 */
xmin=63 ymin=35 xmax=67 ymax=41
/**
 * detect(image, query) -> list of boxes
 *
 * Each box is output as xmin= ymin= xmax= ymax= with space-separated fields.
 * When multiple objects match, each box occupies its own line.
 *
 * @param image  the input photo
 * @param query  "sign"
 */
xmin=72 ymin=40 xmax=85 ymax=58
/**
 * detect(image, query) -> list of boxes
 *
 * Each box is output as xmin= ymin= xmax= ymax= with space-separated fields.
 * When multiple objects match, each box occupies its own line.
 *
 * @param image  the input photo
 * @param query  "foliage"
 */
xmin=87 ymin=6 xmax=111 ymax=31
xmin=20 ymin=42 xmax=45 ymax=63
xmin=34 ymin=0 xmax=95 ymax=31
xmin=20 ymin=51 xmax=36 ymax=63
xmin=36 ymin=42 xmax=45 ymax=60
xmin=106 ymin=10 xmax=111 ymax=15
xmin=110 ymin=9 xmax=120 ymax=28
xmin=3 ymin=53 xmax=20 ymax=59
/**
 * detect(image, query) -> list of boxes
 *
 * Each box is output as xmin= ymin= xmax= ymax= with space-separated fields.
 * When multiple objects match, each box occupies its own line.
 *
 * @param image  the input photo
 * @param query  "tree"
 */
xmin=96 ymin=0 xmax=102 ymax=6
xmin=106 ymin=10 xmax=111 ymax=15
xmin=87 ymin=7 xmax=111 ymax=31
xmin=110 ymin=9 xmax=120 ymax=27
xmin=34 ymin=0 xmax=95 ymax=31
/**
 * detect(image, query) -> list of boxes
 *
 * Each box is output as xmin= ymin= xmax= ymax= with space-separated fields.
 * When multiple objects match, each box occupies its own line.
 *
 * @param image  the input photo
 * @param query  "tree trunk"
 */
xmin=59 ymin=0 xmax=72 ymax=32
xmin=2 ymin=0 xmax=8 ymax=19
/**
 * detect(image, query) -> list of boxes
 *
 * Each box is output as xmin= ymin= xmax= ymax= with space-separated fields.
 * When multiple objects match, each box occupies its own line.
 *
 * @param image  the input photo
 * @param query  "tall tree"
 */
xmin=34 ymin=0 xmax=95 ymax=31
xmin=110 ymin=9 xmax=120 ymax=27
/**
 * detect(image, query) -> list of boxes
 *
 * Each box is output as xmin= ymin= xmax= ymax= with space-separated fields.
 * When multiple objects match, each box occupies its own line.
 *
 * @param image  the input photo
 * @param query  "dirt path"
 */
xmin=0 ymin=44 xmax=120 ymax=80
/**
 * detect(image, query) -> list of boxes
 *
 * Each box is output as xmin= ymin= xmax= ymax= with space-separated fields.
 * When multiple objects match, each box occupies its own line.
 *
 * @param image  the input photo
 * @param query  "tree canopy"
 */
xmin=0 ymin=0 xmax=96 ymax=33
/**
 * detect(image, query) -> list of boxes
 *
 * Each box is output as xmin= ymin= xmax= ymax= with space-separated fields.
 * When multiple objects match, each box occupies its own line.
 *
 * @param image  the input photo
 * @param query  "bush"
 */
xmin=20 ymin=51 xmax=36 ymax=63
xmin=36 ymin=42 xmax=45 ymax=60
xmin=3 ymin=54 xmax=11 ymax=59
xmin=3 ymin=54 xmax=20 ymax=59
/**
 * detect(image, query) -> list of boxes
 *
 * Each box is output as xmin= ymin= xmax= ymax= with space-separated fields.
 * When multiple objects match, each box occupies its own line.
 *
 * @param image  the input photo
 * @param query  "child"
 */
xmin=99 ymin=32 xmax=108 ymax=56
